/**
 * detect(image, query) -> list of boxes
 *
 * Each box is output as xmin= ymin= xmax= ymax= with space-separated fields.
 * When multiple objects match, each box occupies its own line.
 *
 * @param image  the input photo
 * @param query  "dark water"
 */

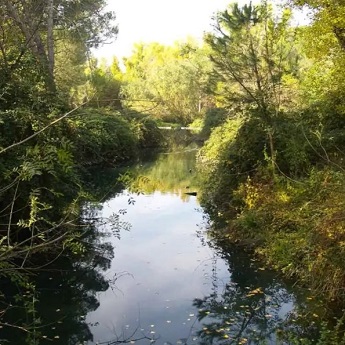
xmin=0 ymin=150 xmax=322 ymax=345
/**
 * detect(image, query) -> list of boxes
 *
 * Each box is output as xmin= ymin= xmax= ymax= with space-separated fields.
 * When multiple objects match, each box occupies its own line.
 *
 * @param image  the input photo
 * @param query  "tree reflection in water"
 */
xmin=0 ymin=204 xmax=115 ymax=345
xmin=122 ymin=149 xmax=200 ymax=201
xmin=193 ymin=236 xmax=319 ymax=345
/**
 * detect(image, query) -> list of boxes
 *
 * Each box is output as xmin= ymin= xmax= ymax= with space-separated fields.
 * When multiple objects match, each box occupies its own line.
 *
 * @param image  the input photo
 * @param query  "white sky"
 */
xmin=94 ymin=0 xmax=309 ymax=62
xmin=94 ymin=0 xmax=244 ymax=61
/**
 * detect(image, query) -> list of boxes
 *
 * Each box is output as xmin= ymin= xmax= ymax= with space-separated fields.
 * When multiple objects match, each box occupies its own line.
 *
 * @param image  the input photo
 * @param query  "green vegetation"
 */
xmin=0 ymin=1 xmax=164 ymax=340
xmin=119 ymin=150 xmax=199 ymax=201
xmin=122 ymin=40 xmax=213 ymax=125
xmin=0 ymin=0 xmax=166 ymax=255
xmin=195 ymin=0 xmax=345 ymax=327
xmin=2 ymin=0 xmax=345 ymax=342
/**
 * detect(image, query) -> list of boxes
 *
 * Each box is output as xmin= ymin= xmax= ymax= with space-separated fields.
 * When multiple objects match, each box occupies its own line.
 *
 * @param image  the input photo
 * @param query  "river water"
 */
xmin=83 ymin=150 xmax=317 ymax=345
xmin=0 ymin=150 xmax=321 ymax=345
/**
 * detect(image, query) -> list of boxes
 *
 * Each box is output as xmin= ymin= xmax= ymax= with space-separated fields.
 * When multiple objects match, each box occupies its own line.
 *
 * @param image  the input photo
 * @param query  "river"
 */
xmin=0 ymin=150 xmax=322 ymax=344
xmin=83 ymin=150 xmax=319 ymax=345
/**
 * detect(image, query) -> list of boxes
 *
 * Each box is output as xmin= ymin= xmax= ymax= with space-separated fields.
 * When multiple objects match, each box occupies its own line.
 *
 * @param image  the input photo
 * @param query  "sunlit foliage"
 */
xmin=122 ymin=40 xmax=213 ymax=124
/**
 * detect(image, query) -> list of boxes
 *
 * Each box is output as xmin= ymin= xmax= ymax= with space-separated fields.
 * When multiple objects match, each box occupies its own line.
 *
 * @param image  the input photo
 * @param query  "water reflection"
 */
xmin=86 ymin=191 xmax=215 ymax=345
xmin=0 ymin=151 xmax=320 ymax=344
xmin=193 ymin=233 xmax=323 ymax=345
xmin=82 ymin=152 xmax=314 ymax=345
xmin=122 ymin=149 xmax=199 ymax=201
xmin=0 ymin=203 xmax=115 ymax=345
xmin=193 ymin=245 xmax=293 ymax=344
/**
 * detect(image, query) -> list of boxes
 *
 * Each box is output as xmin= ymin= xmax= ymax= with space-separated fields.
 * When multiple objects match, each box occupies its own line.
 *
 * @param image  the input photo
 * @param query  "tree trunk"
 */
xmin=4 ymin=0 xmax=56 ymax=94
xmin=267 ymin=127 xmax=276 ymax=179
xmin=333 ymin=26 xmax=345 ymax=51
xmin=47 ymin=0 xmax=55 ymax=77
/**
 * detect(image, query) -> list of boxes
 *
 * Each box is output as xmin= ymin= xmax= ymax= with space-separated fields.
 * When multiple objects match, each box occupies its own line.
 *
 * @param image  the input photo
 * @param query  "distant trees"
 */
xmin=122 ymin=41 xmax=213 ymax=124
xmin=70 ymin=57 xmax=123 ymax=108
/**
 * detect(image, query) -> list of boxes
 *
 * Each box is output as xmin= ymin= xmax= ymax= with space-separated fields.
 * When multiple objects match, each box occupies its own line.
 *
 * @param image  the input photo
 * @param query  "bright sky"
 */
xmin=94 ymin=0 xmax=242 ymax=61
xmin=94 ymin=0 xmax=309 ymax=62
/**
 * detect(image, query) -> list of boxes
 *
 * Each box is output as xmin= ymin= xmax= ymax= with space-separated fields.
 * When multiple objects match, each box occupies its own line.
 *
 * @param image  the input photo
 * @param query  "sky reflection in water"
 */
xmin=87 ymin=191 xmax=229 ymax=344
xmin=86 ymin=188 xmax=295 ymax=345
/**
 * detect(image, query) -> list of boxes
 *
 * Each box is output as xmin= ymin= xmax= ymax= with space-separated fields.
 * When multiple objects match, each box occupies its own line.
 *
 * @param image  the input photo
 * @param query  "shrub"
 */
xmin=70 ymin=109 xmax=137 ymax=166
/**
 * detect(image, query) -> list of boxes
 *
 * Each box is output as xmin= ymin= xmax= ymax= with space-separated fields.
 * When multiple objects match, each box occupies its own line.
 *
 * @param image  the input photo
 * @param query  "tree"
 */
xmin=290 ymin=0 xmax=345 ymax=163
xmin=292 ymin=0 xmax=345 ymax=51
xmin=122 ymin=41 xmax=212 ymax=124
xmin=205 ymin=1 xmax=299 ymax=173
xmin=0 ymin=0 xmax=117 ymax=96
xmin=71 ymin=58 xmax=123 ymax=108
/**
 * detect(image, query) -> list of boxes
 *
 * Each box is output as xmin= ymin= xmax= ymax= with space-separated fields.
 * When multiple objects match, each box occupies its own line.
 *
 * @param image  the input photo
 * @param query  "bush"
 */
xmin=197 ymin=116 xmax=267 ymax=219
xmin=70 ymin=109 xmax=137 ymax=166
xmin=130 ymin=117 xmax=164 ymax=148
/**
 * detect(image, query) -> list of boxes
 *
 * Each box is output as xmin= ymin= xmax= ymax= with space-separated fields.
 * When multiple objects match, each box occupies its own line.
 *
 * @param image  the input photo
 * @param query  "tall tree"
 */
xmin=1 ymin=0 xmax=117 ymax=96
xmin=205 ymin=1 xmax=299 ymax=172
xmin=47 ymin=0 xmax=55 ymax=78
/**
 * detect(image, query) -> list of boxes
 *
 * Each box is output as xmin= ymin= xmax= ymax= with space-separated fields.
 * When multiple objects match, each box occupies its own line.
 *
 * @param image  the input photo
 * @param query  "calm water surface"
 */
xmin=87 ymin=190 xmax=228 ymax=344
xmin=0 ymin=151 xmax=319 ymax=345
xmin=84 ymin=151 xmax=310 ymax=345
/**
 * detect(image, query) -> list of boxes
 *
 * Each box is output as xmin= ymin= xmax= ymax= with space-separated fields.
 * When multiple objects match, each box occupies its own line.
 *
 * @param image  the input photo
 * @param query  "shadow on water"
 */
xmin=0 ymin=206 xmax=116 ymax=344
xmin=0 ymin=165 xmax=123 ymax=345
xmin=191 ymin=235 xmax=322 ymax=345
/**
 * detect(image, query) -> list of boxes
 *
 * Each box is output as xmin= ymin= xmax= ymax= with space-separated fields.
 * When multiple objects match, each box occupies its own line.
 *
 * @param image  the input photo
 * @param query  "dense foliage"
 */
xmin=196 ymin=0 xmax=345 ymax=310
xmin=0 ymin=2 xmax=164 ymax=341
xmin=122 ymin=40 xmax=213 ymax=124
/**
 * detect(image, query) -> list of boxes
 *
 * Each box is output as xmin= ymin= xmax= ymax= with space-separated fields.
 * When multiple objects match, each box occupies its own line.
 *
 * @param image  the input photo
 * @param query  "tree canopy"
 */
xmin=122 ymin=40 xmax=213 ymax=124
xmin=0 ymin=0 xmax=117 ymax=101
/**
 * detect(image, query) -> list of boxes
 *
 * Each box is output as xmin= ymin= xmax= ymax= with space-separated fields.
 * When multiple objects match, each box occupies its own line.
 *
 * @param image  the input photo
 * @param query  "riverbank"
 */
xmin=0 ymin=107 xmax=166 ymax=312
xmin=196 ymin=115 xmax=345 ymax=342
